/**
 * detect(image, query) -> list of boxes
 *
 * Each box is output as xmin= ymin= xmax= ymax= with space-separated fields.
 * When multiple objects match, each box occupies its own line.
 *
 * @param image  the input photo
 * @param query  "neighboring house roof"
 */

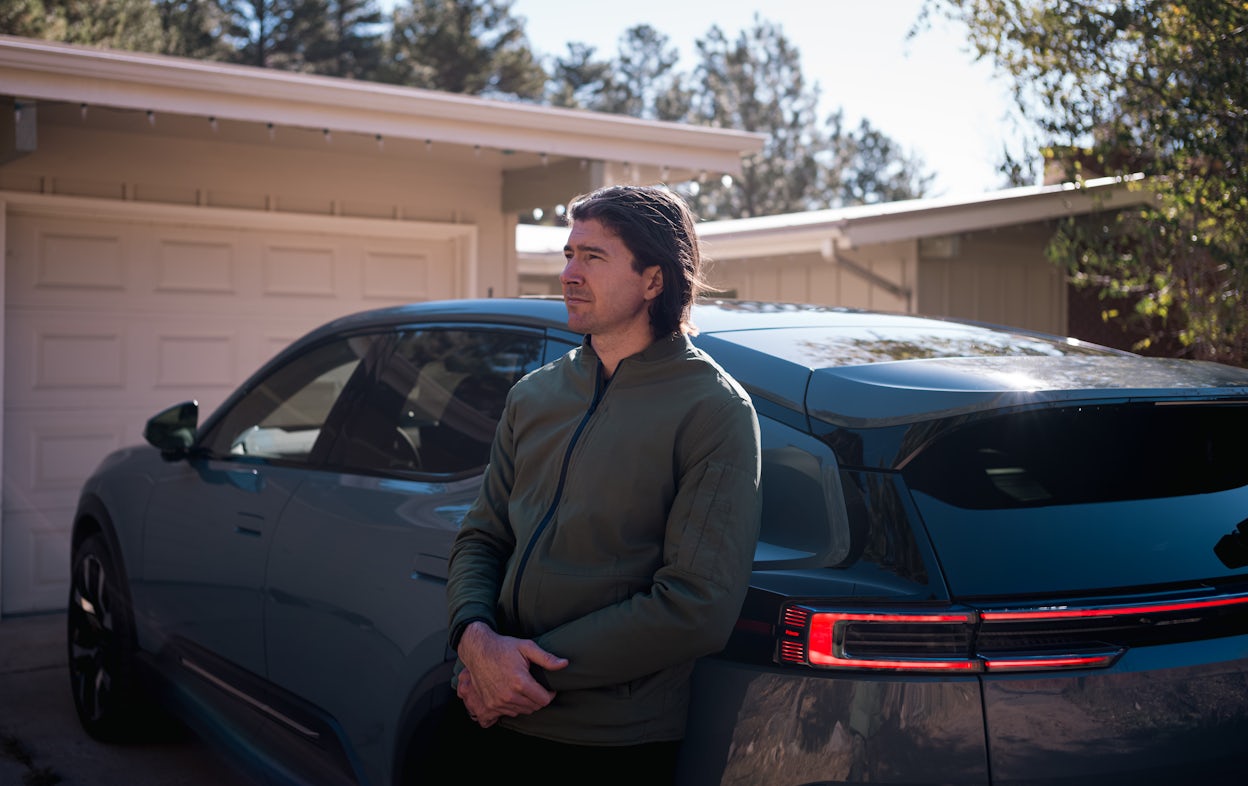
xmin=517 ymin=175 xmax=1151 ymax=273
xmin=0 ymin=35 xmax=765 ymax=181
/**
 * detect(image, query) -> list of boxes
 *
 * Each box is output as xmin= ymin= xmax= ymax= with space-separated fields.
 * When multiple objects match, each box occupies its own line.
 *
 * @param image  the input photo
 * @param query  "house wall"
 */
xmin=701 ymin=240 xmax=916 ymax=313
xmin=0 ymin=123 xmax=512 ymax=297
xmin=916 ymin=222 xmax=1067 ymax=334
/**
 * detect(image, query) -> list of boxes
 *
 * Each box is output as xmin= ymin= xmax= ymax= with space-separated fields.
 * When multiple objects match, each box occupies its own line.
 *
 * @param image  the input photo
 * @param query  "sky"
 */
xmin=509 ymin=0 xmax=1031 ymax=198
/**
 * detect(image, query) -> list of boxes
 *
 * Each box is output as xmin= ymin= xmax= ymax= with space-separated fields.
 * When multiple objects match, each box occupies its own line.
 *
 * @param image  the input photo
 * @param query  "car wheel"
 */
xmin=66 ymin=532 xmax=154 ymax=742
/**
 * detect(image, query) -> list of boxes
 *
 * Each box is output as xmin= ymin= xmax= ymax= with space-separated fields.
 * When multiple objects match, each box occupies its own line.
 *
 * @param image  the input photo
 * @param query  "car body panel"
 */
xmin=981 ymin=636 xmax=1248 ymax=785
xmin=139 ymin=458 xmax=302 ymax=676
xmin=263 ymin=470 xmax=473 ymax=786
xmin=679 ymin=660 xmax=989 ymax=785
xmin=808 ymin=356 xmax=1248 ymax=429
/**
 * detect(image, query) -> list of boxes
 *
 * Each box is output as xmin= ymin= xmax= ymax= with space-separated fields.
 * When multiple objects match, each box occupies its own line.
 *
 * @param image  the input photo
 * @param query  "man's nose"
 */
xmin=560 ymin=257 xmax=583 ymax=284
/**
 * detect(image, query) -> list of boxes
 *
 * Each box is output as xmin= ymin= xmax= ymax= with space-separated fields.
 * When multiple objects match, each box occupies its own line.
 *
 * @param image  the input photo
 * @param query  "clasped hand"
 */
xmin=456 ymin=621 xmax=568 ymax=728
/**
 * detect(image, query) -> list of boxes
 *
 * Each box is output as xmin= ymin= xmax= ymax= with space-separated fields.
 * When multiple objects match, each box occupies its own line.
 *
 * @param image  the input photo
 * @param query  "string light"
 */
xmin=39 ymin=104 xmax=661 ymax=179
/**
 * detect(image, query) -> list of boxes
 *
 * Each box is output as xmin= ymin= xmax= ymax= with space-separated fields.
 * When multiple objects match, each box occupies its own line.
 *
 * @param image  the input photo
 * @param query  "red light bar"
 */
xmin=804 ymin=609 xmax=980 ymax=672
xmin=981 ymin=593 xmax=1248 ymax=622
xmin=984 ymin=651 xmax=1123 ymax=671
xmin=783 ymin=604 xmax=1128 ymax=674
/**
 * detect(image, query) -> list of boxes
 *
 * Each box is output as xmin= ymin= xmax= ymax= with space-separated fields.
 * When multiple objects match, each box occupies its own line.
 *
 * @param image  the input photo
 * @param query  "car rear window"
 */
xmin=903 ymin=402 xmax=1248 ymax=597
xmin=714 ymin=324 xmax=1114 ymax=369
xmin=905 ymin=402 xmax=1248 ymax=508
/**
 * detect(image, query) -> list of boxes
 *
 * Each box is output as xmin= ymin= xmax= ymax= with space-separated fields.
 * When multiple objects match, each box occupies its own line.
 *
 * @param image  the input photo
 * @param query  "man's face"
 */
xmin=561 ymin=218 xmax=662 ymax=339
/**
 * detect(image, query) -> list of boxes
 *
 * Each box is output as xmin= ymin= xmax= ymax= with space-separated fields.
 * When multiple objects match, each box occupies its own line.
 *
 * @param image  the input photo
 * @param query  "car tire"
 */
xmin=66 ymin=532 xmax=157 ymax=742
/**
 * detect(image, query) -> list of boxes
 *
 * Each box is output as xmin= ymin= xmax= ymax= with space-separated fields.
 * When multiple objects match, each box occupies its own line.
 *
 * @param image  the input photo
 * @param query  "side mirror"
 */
xmin=144 ymin=401 xmax=199 ymax=458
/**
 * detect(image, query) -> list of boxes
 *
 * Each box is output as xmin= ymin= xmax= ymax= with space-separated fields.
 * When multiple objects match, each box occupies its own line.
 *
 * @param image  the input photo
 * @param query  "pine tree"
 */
xmin=381 ymin=0 xmax=546 ymax=99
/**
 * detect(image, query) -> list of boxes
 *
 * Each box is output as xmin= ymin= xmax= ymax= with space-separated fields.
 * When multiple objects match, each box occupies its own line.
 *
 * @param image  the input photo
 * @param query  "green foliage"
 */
xmin=925 ymin=0 xmax=1248 ymax=364
xmin=828 ymin=111 xmax=936 ymax=206
xmin=684 ymin=18 xmax=824 ymax=218
xmin=545 ymin=27 xmax=690 ymax=121
xmin=381 ymin=0 xmax=546 ymax=99
xmin=154 ymin=1 xmax=231 ymax=58
xmin=315 ymin=0 xmax=383 ymax=78
xmin=545 ymin=41 xmax=612 ymax=110
xmin=1 ymin=0 xmax=165 ymax=51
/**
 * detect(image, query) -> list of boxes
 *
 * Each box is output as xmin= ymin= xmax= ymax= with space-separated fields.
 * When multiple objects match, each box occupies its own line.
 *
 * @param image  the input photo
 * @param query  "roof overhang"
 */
xmin=696 ymin=175 xmax=1152 ymax=260
xmin=517 ymin=175 xmax=1155 ymax=277
xmin=0 ymin=35 xmax=765 ymax=191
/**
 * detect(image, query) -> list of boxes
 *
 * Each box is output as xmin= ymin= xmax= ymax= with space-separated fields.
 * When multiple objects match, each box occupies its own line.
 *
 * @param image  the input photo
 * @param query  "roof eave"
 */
xmin=0 ymin=35 xmax=765 ymax=175
xmin=697 ymin=176 xmax=1153 ymax=259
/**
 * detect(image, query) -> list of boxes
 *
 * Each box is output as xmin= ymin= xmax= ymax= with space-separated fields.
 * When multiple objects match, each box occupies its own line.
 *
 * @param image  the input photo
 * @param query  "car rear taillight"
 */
xmin=776 ymin=592 xmax=1248 ymax=673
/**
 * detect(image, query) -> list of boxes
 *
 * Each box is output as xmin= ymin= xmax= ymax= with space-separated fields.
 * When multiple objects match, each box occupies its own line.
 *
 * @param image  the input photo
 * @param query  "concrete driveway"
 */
xmin=0 ymin=612 xmax=252 ymax=786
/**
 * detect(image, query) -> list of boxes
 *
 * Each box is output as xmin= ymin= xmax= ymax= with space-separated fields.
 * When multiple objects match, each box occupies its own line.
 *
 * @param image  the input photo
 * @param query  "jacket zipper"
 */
xmin=510 ymin=367 xmax=608 ymax=623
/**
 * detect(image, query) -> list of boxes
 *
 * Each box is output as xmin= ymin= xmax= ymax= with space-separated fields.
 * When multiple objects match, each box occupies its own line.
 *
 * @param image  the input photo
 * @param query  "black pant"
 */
xmin=416 ymin=699 xmax=680 ymax=785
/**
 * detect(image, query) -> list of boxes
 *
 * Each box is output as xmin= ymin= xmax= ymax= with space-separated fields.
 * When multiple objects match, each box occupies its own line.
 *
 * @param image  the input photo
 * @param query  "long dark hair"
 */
xmin=566 ymin=185 xmax=709 ymax=337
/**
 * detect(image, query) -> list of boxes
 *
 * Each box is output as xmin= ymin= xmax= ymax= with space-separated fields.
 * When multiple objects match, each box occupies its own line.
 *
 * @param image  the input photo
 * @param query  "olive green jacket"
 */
xmin=446 ymin=332 xmax=762 ymax=745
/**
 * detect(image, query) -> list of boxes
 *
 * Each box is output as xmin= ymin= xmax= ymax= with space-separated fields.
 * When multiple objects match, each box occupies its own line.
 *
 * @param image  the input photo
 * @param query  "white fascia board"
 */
xmin=834 ymin=177 xmax=1150 ymax=250
xmin=0 ymin=36 xmax=764 ymax=174
xmin=696 ymin=177 xmax=1151 ymax=259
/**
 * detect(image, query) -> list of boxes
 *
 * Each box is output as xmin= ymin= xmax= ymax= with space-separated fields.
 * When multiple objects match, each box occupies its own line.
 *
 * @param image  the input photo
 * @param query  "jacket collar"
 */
xmin=579 ymin=331 xmax=688 ymax=368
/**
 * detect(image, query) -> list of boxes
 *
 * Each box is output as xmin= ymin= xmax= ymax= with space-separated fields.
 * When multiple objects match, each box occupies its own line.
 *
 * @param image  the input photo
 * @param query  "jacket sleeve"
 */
xmin=445 ymin=391 xmax=518 ymax=649
xmin=534 ymin=394 xmax=762 ymax=691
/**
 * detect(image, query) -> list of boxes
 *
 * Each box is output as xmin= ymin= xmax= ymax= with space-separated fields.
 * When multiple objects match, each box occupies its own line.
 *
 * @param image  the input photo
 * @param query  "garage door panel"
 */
xmin=6 ymin=217 xmax=133 ymax=304
xmin=0 ymin=509 xmax=72 ymax=613
xmin=3 ymin=414 xmax=130 ymax=513
xmin=262 ymin=242 xmax=338 ymax=298
xmin=362 ymin=242 xmax=456 ymax=301
xmin=8 ymin=219 xmax=445 ymax=318
xmin=5 ymin=314 xmax=130 ymax=404
xmin=153 ymin=236 xmax=238 ymax=295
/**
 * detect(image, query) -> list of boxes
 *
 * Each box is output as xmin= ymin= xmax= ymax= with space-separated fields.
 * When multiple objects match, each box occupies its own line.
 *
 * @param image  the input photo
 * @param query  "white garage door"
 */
xmin=2 ymin=196 xmax=475 ymax=614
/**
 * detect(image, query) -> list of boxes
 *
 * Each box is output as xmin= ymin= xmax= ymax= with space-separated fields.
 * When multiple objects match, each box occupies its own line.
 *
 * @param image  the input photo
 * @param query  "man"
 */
xmin=439 ymin=185 xmax=761 ymax=783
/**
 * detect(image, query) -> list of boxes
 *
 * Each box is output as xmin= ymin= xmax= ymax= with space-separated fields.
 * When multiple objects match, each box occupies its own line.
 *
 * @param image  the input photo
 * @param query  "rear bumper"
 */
xmin=983 ymin=635 xmax=1248 ymax=785
xmin=677 ymin=657 xmax=988 ymax=785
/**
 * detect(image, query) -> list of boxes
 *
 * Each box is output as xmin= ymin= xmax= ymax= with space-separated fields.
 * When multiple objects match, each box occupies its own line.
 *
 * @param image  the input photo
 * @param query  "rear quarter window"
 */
xmin=903 ymin=402 xmax=1248 ymax=597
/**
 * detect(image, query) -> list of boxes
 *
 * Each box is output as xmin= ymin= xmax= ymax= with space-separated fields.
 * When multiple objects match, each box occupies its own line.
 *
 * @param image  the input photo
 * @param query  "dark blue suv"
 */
xmin=69 ymin=298 xmax=1248 ymax=785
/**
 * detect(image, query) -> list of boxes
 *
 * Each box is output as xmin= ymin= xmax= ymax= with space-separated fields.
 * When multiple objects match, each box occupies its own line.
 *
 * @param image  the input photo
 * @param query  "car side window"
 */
xmin=328 ymin=328 xmax=543 ymax=477
xmin=198 ymin=334 xmax=376 ymax=464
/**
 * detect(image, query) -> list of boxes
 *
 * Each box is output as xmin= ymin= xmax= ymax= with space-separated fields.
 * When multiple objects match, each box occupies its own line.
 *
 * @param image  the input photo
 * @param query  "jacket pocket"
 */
xmin=675 ymin=459 xmax=735 ymax=578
